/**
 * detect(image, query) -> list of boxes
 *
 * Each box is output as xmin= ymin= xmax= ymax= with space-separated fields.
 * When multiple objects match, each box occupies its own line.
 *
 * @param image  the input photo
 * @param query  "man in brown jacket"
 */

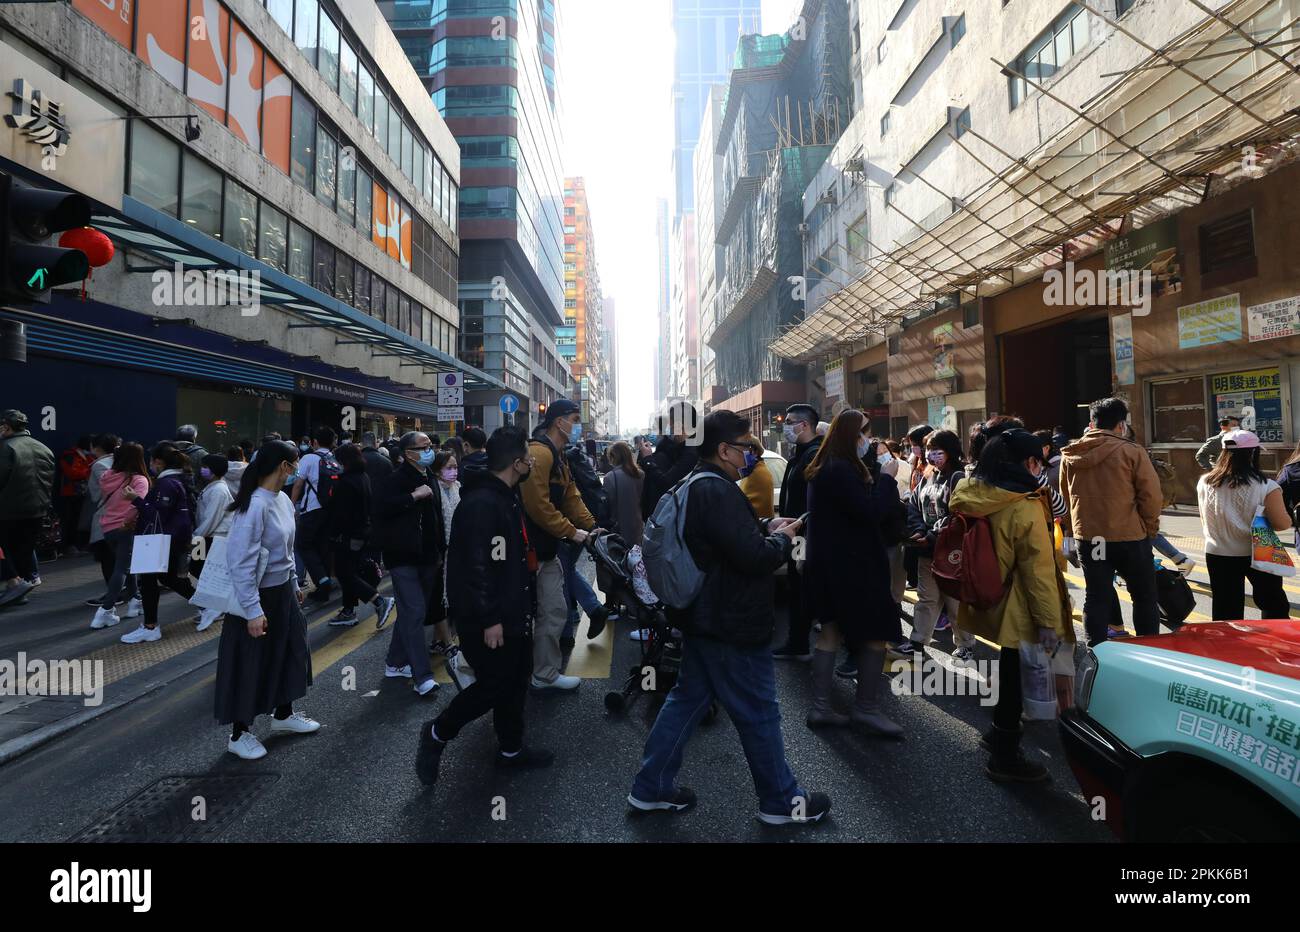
xmin=1059 ymin=397 xmax=1163 ymax=646
xmin=521 ymin=399 xmax=599 ymax=691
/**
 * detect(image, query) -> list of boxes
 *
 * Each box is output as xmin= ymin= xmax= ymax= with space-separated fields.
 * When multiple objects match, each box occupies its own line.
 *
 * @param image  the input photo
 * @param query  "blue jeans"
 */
xmin=559 ymin=541 xmax=602 ymax=639
xmin=631 ymin=636 xmax=804 ymax=816
xmin=1152 ymin=533 xmax=1187 ymax=563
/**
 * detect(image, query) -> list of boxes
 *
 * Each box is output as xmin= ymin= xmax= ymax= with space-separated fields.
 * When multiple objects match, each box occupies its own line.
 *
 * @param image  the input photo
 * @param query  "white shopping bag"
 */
xmin=129 ymin=534 xmax=171 ymax=575
xmin=190 ymin=537 xmax=269 ymax=617
xmin=1019 ymin=642 xmax=1058 ymax=721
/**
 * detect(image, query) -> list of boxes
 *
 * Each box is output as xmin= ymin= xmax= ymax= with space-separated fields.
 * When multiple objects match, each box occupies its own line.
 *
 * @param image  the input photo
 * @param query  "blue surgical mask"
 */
xmin=298 ymin=444 xmax=310 ymax=454
xmin=417 ymin=448 xmax=436 ymax=468
xmin=283 ymin=467 xmax=298 ymax=488
xmin=569 ymin=422 xmax=582 ymax=445
xmin=200 ymin=467 xmax=213 ymax=480
xmin=783 ymin=423 xmax=798 ymax=444
xmin=879 ymin=451 xmax=893 ymax=466
xmin=740 ymin=451 xmax=759 ymax=478
xmin=856 ymin=437 xmax=870 ymax=459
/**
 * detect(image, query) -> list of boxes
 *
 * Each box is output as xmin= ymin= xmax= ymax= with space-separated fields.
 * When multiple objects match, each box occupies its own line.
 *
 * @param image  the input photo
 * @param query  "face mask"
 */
xmin=299 ymin=444 xmax=310 ymax=454
xmin=927 ymin=451 xmax=945 ymax=466
xmin=912 ymin=445 xmax=924 ymax=459
xmin=856 ymin=437 xmax=870 ymax=459
xmin=283 ymin=467 xmax=298 ymax=488
xmin=416 ymin=448 xmax=436 ymax=468
xmin=783 ymin=423 xmax=798 ymax=444
xmin=569 ymin=422 xmax=583 ymax=445
xmin=740 ymin=451 xmax=759 ymax=478
xmin=878 ymin=451 xmax=893 ymax=466
xmin=440 ymin=467 xmax=458 ymax=482
xmin=200 ymin=467 xmax=213 ymax=480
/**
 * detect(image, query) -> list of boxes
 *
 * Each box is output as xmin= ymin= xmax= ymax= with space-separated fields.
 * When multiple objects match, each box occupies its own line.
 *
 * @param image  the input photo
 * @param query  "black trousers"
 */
xmin=993 ymin=646 xmax=1023 ymax=731
xmin=1079 ymin=538 xmax=1159 ymax=646
xmin=333 ymin=540 xmax=378 ymax=610
xmin=296 ymin=509 xmax=332 ymax=586
xmin=0 ymin=518 xmax=41 ymax=580
xmin=58 ymin=495 xmax=86 ymax=550
xmin=434 ymin=633 xmax=532 ymax=753
xmin=784 ymin=559 xmax=811 ymax=651
xmin=1205 ymin=553 xmax=1290 ymax=620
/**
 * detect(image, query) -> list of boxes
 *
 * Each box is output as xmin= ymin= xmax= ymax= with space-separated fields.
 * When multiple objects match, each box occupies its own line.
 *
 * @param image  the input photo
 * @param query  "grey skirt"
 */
xmin=213 ymin=581 xmax=312 ymax=725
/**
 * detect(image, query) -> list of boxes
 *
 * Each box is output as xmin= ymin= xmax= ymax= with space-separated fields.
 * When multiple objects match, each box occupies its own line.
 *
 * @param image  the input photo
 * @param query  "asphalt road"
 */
xmin=0 ymin=553 xmax=1117 ymax=843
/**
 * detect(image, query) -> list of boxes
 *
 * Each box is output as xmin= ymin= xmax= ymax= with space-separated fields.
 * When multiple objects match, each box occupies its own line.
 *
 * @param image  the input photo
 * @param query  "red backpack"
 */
xmin=931 ymin=512 xmax=1011 ymax=610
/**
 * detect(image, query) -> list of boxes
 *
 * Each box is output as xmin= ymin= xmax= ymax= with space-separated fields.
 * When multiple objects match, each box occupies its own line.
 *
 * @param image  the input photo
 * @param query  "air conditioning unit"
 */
xmin=844 ymin=156 xmax=866 ymax=174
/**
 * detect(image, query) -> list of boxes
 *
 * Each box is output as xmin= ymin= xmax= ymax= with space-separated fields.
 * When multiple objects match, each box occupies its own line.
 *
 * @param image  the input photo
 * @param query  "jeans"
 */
xmin=1205 ymin=553 xmax=1290 ymax=620
xmin=1080 ymin=538 xmax=1159 ymax=646
xmin=99 ymin=527 xmax=139 ymax=610
xmin=631 ymin=636 xmax=804 ymax=816
xmin=559 ymin=540 xmax=602 ymax=638
xmin=295 ymin=508 xmax=332 ymax=587
xmin=1152 ymin=533 xmax=1187 ymax=564
xmin=387 ymin=563 xmax=436 ymax=687
xmin=434 ymin=633 xmax=532 ymax=753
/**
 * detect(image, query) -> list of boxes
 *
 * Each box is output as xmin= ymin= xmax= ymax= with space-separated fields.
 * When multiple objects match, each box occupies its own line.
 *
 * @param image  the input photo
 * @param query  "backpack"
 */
xmin=931 ymin=512 xmax=1011 ymax=610
xmin=1155 ymin=566 xmax=1195 ymax=628
xmin=1149 ymin=453 xmax=1177 ymax=508
xmin=304 ymin=450 xmax=343 ymax=507
xmin=641 ymin=472 xmax=729 ymax=609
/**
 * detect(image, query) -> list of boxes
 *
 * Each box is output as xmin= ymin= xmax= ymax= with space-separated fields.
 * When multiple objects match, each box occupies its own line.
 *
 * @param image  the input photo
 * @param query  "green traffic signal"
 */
xmin=1 ymin=173 xmax=92 ymax=304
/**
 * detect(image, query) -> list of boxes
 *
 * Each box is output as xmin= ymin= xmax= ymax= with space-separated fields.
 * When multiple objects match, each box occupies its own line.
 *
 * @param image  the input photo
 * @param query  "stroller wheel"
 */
xmin=604 ymin=691 xmax=626 ymax=714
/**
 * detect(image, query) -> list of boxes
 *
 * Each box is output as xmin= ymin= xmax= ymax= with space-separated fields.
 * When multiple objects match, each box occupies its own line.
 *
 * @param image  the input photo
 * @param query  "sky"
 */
xmin=558 ymin=0 xmax=802 ymax=433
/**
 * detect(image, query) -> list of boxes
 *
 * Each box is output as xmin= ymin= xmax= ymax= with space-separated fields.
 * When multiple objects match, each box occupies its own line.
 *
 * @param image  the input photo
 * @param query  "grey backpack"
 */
xmin=641 ymin=472 xmax=729 ymax=609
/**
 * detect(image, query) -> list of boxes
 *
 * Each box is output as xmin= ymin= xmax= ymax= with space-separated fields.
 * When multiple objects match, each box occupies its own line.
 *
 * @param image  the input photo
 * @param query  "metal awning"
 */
xmin=772 ymin=0 xmax=1300 ymax=363
xmin=91 ymin=196 xmax=506 ymax=392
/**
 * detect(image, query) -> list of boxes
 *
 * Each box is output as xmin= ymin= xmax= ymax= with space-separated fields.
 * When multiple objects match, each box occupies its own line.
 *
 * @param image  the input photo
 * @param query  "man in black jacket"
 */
xmin=772 ymin=403 xmax=822 ymax=661
xmin=372 ymin=432 xmax=444 ymax=697
xmin=628 ymin=410 xmax=830 ymax=825
xmin=360 ymin=431 xmax=394 ymax=485
xmin=416 ymin=427 xmax=551 ymax=785
xmin=459 ymin=427 xmax=489 ymax=481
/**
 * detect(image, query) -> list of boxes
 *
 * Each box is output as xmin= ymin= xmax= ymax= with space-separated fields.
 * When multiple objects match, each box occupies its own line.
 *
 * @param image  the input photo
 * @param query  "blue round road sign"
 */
xmin=500 ymin=394 xmax=519 ymax=415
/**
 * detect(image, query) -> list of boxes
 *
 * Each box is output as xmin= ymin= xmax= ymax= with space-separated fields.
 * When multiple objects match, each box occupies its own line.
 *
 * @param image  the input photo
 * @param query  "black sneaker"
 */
xmin=495 ymin=746 xmax=555 ymax=771
xmin=586 ymin=606 xmax=610 ymax=640
xmin=986 ymin=752 xmax=1050 ymax=784
xmin=887 ymin=640 xmax=915 ymax=660
xmin=834 ymin=659 xmax=858 ymax=679
xmin=627 ymin=786 xmax=697 ymax=814
xmin=758 ymin=791 xmax=832 ymax=825
xmin=772 ymin=644 xmax=813 ymax=661
xmin=330 ymin=608 xmax=358 ymax=627
xmin=415 ymin=720 xmax=446 ymax=786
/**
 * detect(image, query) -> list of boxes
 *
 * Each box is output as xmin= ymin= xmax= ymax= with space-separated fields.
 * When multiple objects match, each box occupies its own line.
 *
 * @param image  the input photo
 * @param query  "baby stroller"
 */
xmin=587 ymin=532 xmax=716 ymax=723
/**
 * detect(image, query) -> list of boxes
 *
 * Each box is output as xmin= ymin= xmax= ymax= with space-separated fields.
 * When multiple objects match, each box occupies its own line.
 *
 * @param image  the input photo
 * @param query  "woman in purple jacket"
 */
xmin=119 ymin=442 xmax=196 ymax=643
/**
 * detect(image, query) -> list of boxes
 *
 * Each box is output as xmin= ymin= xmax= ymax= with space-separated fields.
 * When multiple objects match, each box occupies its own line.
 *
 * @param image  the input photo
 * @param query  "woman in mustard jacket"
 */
xmin=949 ymin=428 xmax=1074 ymax=784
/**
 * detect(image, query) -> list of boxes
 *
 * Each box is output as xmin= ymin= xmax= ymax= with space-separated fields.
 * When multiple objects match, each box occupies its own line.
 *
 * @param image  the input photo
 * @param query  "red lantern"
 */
xmin=58 ymin=227 xmax=115 ymax=267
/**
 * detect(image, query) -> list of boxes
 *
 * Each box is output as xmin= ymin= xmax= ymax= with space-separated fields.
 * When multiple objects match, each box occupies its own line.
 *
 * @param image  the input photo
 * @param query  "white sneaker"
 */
xmin=90 ymin=606 xmax=120 ymax=629
xmin=446 ymin=649 xmax=477 ymax=691
xmin=414 ymin=677 xmax=440 ymax=696
xmin=120 ymin=624 xmax=161 ymax=644
xmin=629 ymin=628 xmax=650 ymax=642
xmin=123 ymin=597 xmax=143 ymax=619
xmin=270 ymin=711 xmax=321 ymax=735
xmin=1177 ymin=558 xmax=1196 ymax=578
xmin=385 ymin=664 xmax=413 ymax=678
xmin=531 ymin=674 xmax=581 ymax=691
xmin=227 ymin=732 xmax=267 ymax=760
xmin=196 ymin=608 xmax=222 ymax=632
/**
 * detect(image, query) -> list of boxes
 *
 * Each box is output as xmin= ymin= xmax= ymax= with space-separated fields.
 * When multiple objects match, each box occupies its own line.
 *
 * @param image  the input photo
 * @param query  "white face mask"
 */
xmin=856 ymin=437 xmax=870 ymax=459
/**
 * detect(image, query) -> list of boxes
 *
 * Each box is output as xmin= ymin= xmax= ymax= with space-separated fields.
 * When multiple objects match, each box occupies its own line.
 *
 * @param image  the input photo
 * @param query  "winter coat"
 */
xmin=447 ymin=469 xmax=535 ymax=637
xmin=947 ymin=479 xmax=1074 ymax=649
xmin=667 ymin=462 xmax=793 ymax=648
xmin=739 ymin=459 xmax=775 ymax=520
xmin=98 ymin=470 xmax=149 ymax=534
xmin=803 ymin=457 xmax=901 ymax=646
xmin=1059 ymin=428 xmax=1163 ymax=543
xmin=602 ymin=467 xmax=644 ymax=545
xmin=0 ymin=431 xmax=55 ymax=521
xmin=194 ymin=478 xmax=234 ymax=538
xmin=778 ymin=436 xmax=822 ymax=519
xmin=224 ymin=461 xmax=247 ymax=498
xmin=906 ymin=467 xmax=964 ymax=556
xmin=326 ymin=470 xmax=372 ymax=542
xmin=1278 ymin=461 xmax=1300 ymax=521
xmin=131 ymin=469 xmax=194 ymax=544
xmin=86 ymin=454 xmax=115 ymax=545
xmin=640 ymin=437 xmax=697 ymax=519
xmin=371 ymin=461 xmax=443 ymax=568
xmin=520 ymin=436 xmax=593 ymax=562
xmin=361 ymin=446 xmax=394 ymax=486
xmin=58 ymin=446 xmax=94 ymax=497
xmin=565 ymin=443 xmax=610 ymax=525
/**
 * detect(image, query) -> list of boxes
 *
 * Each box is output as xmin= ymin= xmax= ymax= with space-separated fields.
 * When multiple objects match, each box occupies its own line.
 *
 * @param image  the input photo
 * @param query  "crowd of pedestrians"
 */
xmin=0 ymin=386 xmax=1295 ymax=821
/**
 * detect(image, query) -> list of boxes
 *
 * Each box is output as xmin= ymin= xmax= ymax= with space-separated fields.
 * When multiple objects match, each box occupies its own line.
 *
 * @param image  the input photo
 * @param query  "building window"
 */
xmin=880 ymin=110 xmax=891 ymax=137
xmin=358 ymin=63 xmax=375 ymax=133
xmin=962 ymin=301 xmax=980 ymax=328
xmin=318 ymin=12 xmax=340 ymax=90
xmin=267 ymin=0 xmax=294 ymax=35
xmin=1009 ymin=4 xmax=1088 ymax=110
xmin=315 ymin=122 xmax=337 ymax=207
xmin=314 ymin=238 xmax=336 ymax=295
xmin=885 ymin=181 xmax=897 ymax=207
xmin=953 ymin=106 xmax=971 ymax=138
xmin=388 ymin=106 xmax=402 ymax=165
xmin=336 ymin=254 xmax=354 ymax=304
xmin=338 ymin=147 xmax=356 ymax=223
xmin=288 ymin=220 xmax=312 ymax=282
xmin=1151 ymin=377 xmax=1207 ymax=444
xmin=374 ymin=88 xmax=389 ymax=147
xmin=340 ymin=40 xmax=358 ymax=114
xmin=294 ymin=0 xmax=318 ymax=67
xmin=355 ymin=264 xmax=371 ymax=313
xmin=290 ymin=87 xmax=315 ymax=189
xmin=129 ymin=123 xmax=180 ymax=217
xmin=1116 ymin=0 xmax=1136 ymax=14
xmin=356 ymin=165 xmax=372 ymax=235
xmin=258 ymin=203 xmax=288 ymax=272
xmin=222 ymin=180 xmax=258 ymax=257
xmin=951 ymin=13 xmax=966 ymax=48
xmin=1199 ymin=210 xmax=1257 ymax=285
xmin=181 ymin=156 xmax=222 ymax=238
xmin=877 ymin=37 xmax=887 ymax=63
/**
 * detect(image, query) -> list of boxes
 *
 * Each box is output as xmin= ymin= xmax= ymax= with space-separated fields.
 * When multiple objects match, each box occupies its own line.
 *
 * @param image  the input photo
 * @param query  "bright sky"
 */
xmin=558 ymin=0 xmax=802 ymax=434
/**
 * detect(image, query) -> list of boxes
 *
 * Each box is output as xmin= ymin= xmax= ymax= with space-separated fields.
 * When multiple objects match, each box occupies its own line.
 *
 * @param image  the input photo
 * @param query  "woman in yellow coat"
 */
xmin=948 ymin=428 xmax=1074 ymax=784
xmin=739 ymin=440 xmax=775 ymax=520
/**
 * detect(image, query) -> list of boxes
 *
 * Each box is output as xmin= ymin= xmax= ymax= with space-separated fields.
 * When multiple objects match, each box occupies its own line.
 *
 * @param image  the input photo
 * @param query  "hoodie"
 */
xmin=224 ymin=461 xmax=247 ymax=498
xmin=1058 ymin=428 xmax=1162 ymax=543
xmin=948 ymin=479 xmax=1074 ymax=649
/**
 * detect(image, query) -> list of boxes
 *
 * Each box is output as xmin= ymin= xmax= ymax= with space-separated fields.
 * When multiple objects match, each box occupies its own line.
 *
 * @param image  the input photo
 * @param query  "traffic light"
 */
xmin=1 ymin=172 xmax=92 ymax=305
xmin=538 ymin=402 xmax=547 ymax=417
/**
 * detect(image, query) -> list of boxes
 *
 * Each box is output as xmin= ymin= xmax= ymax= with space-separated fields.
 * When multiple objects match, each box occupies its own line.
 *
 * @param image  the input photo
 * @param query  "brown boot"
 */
xmin=850 ymin=646 xmax=904 ymax=738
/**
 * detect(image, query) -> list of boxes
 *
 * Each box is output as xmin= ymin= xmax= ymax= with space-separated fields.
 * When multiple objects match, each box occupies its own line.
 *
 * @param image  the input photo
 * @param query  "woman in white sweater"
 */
xmin=192 ymin=454 xmax=234 ymax=632
xmin=214 ymin=441 xmax=320 ymax=760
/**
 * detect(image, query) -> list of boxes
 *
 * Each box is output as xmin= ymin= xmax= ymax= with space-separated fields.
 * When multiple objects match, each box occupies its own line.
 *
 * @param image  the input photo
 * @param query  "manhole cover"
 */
xmin=68 ymin=774 xmax=279 ymax=843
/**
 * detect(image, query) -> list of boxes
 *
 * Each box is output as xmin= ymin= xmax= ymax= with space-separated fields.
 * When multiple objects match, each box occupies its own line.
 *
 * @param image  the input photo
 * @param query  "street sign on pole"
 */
xmin=437 ymin=406 xmax=464 ymax=422
xmin=438 ymin=371 xmax=464 ymax=408
xmin=500 ymin=394 xmax=519 ymax=415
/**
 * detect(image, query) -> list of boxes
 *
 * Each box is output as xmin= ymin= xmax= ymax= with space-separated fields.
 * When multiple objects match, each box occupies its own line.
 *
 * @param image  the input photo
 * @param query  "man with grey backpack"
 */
xmin=629 ymin=410 xmax=830 ymax=825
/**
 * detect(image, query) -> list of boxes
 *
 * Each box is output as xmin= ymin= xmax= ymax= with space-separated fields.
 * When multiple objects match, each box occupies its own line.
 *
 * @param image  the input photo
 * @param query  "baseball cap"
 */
xmin=541 ymin=398 xmax=580 ymax=427
xmin=1219 ymin=415 xmax=1242 ymax=427
xmin=1222 ymin=429 xmax=1260 ymax=450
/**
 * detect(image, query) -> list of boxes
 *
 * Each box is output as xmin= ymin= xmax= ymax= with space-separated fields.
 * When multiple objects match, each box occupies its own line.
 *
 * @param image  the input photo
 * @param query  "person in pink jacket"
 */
xmin=89 ymin=443 xmax=150 ymax=630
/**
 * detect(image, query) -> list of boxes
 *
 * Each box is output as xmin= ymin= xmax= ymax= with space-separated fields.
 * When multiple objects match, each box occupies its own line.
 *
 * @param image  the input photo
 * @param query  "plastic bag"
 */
xmin=1251 ymin=506 xmax=1296 ymax=577
xmin=1019 ymin=642 xmax=1058 ymax=721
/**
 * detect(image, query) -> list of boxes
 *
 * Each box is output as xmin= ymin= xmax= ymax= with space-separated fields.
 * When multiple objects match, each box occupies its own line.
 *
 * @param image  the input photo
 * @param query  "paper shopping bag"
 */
xmin=129 ymin=534 xmax=171 ymax=575
xmin=190 ymin=537 xmax=270 ymax=617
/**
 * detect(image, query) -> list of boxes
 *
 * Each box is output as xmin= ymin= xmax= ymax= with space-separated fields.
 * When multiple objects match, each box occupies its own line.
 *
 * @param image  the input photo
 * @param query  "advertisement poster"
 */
xmin=823 ymin=358 xmax=844 ymax=400
xmin=1247 ymin=295 xmax=1300 ymax=343
xmin=1112 ymin=313 xmax=1135 ymax=385
xmin=1211 ymin=367 xmax=1283 ymax=443
xmin=1178 ymin=294 xmax=1242 ymax=349
xmin=1104 ymin=216 xmax=1182 ymax=298
xmin=933 ymin=323 xmax=956 ymax=380
xmin=927 ymin=396 xmax=945 ymax=429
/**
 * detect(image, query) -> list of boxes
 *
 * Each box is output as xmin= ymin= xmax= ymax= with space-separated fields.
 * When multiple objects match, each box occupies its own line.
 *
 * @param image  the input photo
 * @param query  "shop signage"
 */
xmin=1105 ymin=216 xmax=1182 ymax=298
xmin=5 ymin=79 xmax=70 ymax=169
xmin=295 ymin=375 xmax=367 ymax=405
xmin=1247 ymin=295 xmax=1300 ymax=343
xmin=823 ymin=358 xmax=844 ymax=400
xmin=1177 ymin=293 xmax=1242 ymax=349
xmin=933 ymin=323 xmax=956 ymax=380
xmin=1112 ymin=313 xmax=1135 ymax=386
xmin=437 ymin=407 xmax=464 ymax=423
xmin=1211 ymin=367 xmax=1283 ymax=443
xmin=927 ymin=396 xmax=945 ymax=429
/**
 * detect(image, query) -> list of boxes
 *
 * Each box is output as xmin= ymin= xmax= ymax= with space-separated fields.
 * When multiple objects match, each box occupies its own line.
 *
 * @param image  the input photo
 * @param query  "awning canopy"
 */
xmin=772 ymin=0 xmax=1300 ymax=363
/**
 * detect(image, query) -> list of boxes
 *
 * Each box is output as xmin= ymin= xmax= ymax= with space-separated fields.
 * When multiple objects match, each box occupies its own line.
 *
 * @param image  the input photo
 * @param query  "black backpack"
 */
xmin=1156 ymin=567 xmax=1196 ymax=629
xmin=305 ymin=450 xmax=343 ymax=507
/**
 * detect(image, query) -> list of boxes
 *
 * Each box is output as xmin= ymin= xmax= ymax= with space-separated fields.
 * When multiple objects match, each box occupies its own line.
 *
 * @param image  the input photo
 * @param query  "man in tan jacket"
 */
xmin=1059 ymin=397 xmax=1163 ymax=646
xmin=521 ymin=399 xmax=598 ymax=691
